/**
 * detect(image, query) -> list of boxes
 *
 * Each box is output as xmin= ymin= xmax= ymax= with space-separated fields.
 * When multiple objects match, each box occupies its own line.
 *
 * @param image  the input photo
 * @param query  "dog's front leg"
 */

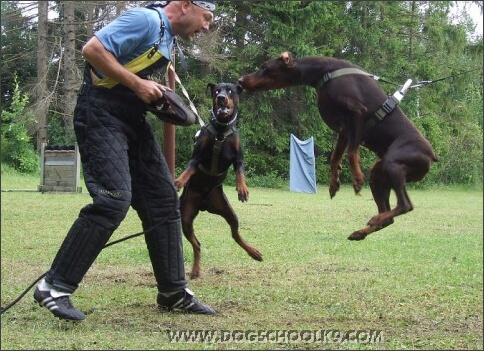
xmin=329 ymin=133 xmax=347 ymax=198
xmin=174 ymin=167 xmax=196 ymax=190
xmin=346 ymin=102 xmax=367 ymax=195
xmin=346 ymin=144 xmax=364 ymax=195
xmin=235 ymin=171 xmax=249 ymax=202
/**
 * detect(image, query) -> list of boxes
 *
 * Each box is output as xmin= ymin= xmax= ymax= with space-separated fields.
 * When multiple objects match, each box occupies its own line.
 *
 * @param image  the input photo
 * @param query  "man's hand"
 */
xmin=133 ymin=80 xmax=172 ymax=104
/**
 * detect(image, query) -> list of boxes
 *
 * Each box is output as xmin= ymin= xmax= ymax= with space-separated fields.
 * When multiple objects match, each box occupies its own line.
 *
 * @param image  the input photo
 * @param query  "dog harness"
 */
xmin=197 ymin=121 xmax=235 ymax=176
xmin=317 ymin=68 xmax=407 ymax=124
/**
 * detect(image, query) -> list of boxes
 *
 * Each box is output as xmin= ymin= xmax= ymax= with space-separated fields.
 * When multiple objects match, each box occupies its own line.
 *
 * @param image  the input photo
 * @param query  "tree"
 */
xmin=34 ymin=0 xmax=48 ymax=150
xmin=2 ymin=1 xmax=482 ymax=185
xmin=61 ymin=1 xmax=79 ymax=141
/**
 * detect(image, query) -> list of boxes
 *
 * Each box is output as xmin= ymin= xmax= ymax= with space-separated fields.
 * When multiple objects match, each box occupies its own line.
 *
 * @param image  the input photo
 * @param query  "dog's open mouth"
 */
xmin=216 ymin=106 xmax=232 ymax=118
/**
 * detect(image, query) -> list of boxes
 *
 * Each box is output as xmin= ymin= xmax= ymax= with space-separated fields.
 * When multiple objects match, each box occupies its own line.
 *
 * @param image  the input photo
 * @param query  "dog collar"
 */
xmin=210 ymin=110 xmax=237 ymax=129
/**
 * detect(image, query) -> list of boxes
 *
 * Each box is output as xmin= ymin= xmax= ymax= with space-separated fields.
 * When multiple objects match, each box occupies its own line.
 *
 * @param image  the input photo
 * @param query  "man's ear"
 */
xmin=181 ymin=1 xmax=191 ymax=13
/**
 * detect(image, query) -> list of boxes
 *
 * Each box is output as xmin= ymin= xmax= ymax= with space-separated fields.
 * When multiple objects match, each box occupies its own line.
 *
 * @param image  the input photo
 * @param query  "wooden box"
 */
xmin=38 ymin=143 xmax=82 ymax=193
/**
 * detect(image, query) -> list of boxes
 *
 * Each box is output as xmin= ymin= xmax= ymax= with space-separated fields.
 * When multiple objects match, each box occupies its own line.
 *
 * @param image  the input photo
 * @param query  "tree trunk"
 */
xmin=62 ymin=1 xmax=79 ymax=141
xmin=35 ymin=0 xmax=49 ymax=150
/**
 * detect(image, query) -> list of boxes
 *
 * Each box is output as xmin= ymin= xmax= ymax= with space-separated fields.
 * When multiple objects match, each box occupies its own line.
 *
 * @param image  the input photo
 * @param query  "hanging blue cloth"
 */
xmin=289 ymin=134 xmax=317 ymax=193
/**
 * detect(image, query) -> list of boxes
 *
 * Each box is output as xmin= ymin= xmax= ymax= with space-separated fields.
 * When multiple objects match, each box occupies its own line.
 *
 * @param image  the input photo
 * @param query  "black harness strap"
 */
xmin=205 ymin=124 xmax=234 ymax=175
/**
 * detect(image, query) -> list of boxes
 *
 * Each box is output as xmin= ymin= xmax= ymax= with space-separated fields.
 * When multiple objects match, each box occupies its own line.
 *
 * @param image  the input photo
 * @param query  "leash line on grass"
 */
xmin=0 ymin=230 xmax=150 ymax=315
xmin=1 ymin=163 xmax=178 ymax=316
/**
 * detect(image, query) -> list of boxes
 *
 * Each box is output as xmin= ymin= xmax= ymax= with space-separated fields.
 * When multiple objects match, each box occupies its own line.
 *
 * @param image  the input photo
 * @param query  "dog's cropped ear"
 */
xmin=206 ymin=83 xmax=215 ymax=96
xmin=236 ymin=84 xmax=244 ymax=96
xmin=280 ymin=51 xmax=294 ymax=67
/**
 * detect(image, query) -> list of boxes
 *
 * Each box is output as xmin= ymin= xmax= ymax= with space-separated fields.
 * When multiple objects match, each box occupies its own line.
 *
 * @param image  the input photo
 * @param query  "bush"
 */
xmin=1 ymin=74 xmax=39 ymax=173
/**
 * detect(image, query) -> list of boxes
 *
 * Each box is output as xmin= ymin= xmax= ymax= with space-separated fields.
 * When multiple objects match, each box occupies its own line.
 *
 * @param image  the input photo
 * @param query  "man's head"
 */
xmin=192 ymin=1 xmax=216 ymax=12
xmin=165 ymin=1 xmax=215 ymax=41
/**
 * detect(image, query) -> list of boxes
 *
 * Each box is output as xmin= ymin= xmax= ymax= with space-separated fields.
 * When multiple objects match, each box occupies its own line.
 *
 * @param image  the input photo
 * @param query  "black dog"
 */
xmin=175 ymin=82 xmax=263 ymax=279
xmin=239 ymin=52 xmax=438 ymax=241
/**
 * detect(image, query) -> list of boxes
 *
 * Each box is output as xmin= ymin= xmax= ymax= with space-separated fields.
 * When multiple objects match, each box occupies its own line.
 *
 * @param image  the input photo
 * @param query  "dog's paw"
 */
xmin=174 ymin=180 xmax=184 ymax=191
xmin=348 ymin=230 xmax=368 ymax=241
xmin=190 ymin=267 xmax=201 ymax=279
xmin=352 ymin=178 xmax=364 ymax=194
xmin=329 ymin=180 xmax=340 ymax=198
xmin=237 ymin=187 xmax=249 ymax=202
xmin=238 ymin=193 xmax=249 ymax=202
xmin=247 ymin=247 xmax=263 ymax=261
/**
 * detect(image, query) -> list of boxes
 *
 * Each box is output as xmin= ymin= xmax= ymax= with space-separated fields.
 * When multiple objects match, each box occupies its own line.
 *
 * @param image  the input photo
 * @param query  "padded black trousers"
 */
xmin=45 ymin=87 xmax=186 ymax=294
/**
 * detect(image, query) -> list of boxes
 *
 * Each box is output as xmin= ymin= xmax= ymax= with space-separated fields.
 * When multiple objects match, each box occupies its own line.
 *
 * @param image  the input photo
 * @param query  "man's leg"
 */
xmin=35 ymin=95 xmax=133 ymax=320
xmin=130 ymin=122 xmax=215 ymax=314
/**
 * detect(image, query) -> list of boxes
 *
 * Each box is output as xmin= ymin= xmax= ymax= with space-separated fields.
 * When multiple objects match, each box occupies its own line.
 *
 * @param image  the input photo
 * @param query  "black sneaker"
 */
xmin=34 ymin=286 xmax=86 ymax=321
xmin=157 ymin=288 xmax=216 ymax=315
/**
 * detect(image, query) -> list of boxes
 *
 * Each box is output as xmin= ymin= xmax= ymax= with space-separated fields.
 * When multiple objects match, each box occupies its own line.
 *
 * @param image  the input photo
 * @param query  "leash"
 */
xmin=373 ymin=67 xmax=483 ymax=89
xmin=169 ymin=65 xmax=205 ymax=127
xmin=410 ymin=67 xmax=482 ymax=88
xmin=320 ymin=66 xmax=482 ymax=90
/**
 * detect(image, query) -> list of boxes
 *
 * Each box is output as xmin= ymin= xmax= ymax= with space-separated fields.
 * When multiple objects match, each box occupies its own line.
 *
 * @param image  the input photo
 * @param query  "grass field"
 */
xmin=1 ymin=169 xmax=482 ymax=350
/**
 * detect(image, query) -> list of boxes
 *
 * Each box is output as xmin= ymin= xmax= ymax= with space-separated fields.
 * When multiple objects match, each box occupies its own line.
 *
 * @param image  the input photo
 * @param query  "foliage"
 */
xmin=46 ymin=113 xmax=77 ymax=146
xmin=0 ymin=74 xmax=39 ymax=173
xmin=0 ymin=1 xmax=38 ymax=108
xmin=2 ymin=1 xmax=482 ymax=185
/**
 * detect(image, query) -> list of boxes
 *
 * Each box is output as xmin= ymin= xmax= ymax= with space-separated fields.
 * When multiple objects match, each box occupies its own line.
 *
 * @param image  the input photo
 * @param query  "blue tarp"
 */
xmin=289 ymin=134 xmax=316 ymax=193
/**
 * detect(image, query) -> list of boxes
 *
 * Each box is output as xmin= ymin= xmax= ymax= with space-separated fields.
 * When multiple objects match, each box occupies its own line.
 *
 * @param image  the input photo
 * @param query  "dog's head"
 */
xmin=206 ymin=82 xmax=243 ymax=125
xmin=238 ymin=51 xmax=297 ymax=92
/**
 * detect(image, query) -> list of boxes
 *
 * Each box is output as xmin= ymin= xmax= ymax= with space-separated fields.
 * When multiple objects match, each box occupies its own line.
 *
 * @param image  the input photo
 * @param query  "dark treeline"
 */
xmin=1 ymin=1 xmax=482 ymax=186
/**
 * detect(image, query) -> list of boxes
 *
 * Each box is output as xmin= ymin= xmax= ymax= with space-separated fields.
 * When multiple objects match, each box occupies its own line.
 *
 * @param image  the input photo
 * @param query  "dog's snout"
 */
xmin=216 ymin=94 xmax=228 ymax=103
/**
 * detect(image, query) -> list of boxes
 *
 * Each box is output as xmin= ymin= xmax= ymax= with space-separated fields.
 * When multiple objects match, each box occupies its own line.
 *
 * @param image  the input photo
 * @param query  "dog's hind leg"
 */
xmin=208 ymin=188 xmax=263 ymax=262
xmin=366 ymin=149 xmax=421 ymax=229
xmin=348 ymin=158 xmax=394 ymax=240
xmin=179 ymin=190 xmax=203 ymax=279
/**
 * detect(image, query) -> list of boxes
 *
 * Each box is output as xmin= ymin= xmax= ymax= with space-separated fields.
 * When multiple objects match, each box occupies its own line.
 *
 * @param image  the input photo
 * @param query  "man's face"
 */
xmin=178 ymin=2 xmax=213 ymax=41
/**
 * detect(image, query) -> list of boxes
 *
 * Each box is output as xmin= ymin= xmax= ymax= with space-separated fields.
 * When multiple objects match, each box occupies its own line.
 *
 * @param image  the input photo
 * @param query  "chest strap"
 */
xmin=198 ymin=124 xmax=234 ymax=176
xmin=90 ymin=48 xmax=169 ymax=89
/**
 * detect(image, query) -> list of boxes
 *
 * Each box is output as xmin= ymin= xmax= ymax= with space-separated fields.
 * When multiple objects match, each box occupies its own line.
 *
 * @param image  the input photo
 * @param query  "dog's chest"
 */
xmin=197 ymin=131 xmax=240 ymax=174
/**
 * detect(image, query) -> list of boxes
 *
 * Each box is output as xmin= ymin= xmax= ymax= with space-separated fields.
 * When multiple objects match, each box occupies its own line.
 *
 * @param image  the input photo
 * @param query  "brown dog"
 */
xmin=175 ymin=82 xmax=263 ymax=279
xmin=238 ymin=52 xmax=438 ymax=240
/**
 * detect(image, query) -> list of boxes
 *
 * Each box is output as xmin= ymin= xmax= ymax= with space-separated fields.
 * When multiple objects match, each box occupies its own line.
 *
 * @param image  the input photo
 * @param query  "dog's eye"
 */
xmin=228 ymin=89 xmax=233 ymax=95
xmin=215 ymin=89 xmax=220 ymax=95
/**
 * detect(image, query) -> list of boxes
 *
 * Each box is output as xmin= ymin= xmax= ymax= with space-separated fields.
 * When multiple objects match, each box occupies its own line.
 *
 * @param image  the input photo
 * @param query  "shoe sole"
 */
xmin=157 ymin=304 xmax=216 ymax=315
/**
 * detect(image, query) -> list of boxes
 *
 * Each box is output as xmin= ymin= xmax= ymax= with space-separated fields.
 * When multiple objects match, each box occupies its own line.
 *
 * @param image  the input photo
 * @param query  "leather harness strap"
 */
xmin=317 ymin=68 xmax=398 ymax=123
xmin=197 ymin=123 xmax=234 ymax=176
xmin=317 ymin=68 xmax=375 ymax=91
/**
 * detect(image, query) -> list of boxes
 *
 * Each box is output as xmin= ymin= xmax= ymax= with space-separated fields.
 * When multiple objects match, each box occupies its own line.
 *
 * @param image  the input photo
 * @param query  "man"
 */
xmin=34 ymin=1 xmax=217 ymax=321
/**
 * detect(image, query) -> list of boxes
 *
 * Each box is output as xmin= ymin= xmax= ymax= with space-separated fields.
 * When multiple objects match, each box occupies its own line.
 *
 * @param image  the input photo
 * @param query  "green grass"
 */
xmin=1 ymin=168 xmax=482 ymax=350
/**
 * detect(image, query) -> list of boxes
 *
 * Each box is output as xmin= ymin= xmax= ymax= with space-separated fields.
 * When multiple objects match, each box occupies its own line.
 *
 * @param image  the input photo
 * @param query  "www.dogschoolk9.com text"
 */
xmin=167 ymin=329 xmax=384 ymax=344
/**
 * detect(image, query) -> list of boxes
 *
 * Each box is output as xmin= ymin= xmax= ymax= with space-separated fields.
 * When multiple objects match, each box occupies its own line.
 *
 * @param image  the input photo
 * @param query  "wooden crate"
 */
xmin=38 ymin=143 xmax=82 ymax=193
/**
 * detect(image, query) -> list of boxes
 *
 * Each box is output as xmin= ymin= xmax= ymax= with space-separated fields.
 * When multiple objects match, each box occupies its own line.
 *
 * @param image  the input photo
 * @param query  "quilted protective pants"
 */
xmin=45 ymin=86 xmax=187 ymax=294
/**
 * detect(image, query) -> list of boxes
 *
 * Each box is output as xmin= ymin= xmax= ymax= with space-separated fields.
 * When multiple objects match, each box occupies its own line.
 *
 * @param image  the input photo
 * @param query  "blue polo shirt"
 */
xmin=95 ymin=6 xmax=174 ymax=65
